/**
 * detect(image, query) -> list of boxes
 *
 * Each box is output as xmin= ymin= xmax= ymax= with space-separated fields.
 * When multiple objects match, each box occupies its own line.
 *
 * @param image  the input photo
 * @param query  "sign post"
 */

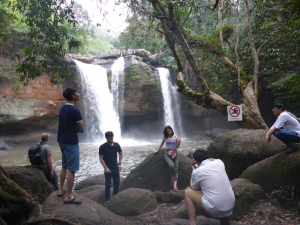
xmin=227 ymin=105 xmax=243 ymax=121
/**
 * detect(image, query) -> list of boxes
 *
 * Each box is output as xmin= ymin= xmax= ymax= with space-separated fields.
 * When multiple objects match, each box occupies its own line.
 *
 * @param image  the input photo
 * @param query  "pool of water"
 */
xmin=0 ymin=139 xmax=211 ymax=183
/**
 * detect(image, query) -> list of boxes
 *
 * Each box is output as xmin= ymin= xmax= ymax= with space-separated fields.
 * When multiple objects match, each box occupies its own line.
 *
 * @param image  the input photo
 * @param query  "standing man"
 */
xmin=185 ymin=149 xmax=235 ymax=225
xmin=99 ymin=131 xmax=123 ymax=202
xmin=57 ymin=87 xmax=84 ymax=205
xmin=38 ymin=133 xmax=58 ymax=191
xmin=266 ymin=103 xmax=300 ymax=154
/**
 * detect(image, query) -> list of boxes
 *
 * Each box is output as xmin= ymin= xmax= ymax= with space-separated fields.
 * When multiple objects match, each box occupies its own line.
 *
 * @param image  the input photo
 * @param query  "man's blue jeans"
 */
xmin=104 ymin=170 xmax=120 ymax=202
xmin=274 ymin=129 xmax=300 ymax=147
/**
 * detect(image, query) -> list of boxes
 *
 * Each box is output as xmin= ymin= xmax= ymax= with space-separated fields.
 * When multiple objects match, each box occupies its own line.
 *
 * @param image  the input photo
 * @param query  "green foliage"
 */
xmin=271 ymin=185 xmax=296 ymax=200
xmin=125 ymin=66 xmax=142 ymax=81
xmin=13 ymin=0 xmax=81 ymax=85
xmin=87 ymin=39 xmax=111 ymax=55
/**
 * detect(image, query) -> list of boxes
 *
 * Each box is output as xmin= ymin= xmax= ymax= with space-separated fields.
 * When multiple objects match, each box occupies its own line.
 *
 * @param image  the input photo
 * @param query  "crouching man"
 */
xmin=185 ymin=149 xmax=235 ymax=225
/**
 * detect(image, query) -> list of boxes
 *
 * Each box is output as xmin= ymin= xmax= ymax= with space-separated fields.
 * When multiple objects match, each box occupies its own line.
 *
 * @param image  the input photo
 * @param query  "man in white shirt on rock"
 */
xmin=266 ymin=103 xmax=300 ymax=154
xmin=185 ymin=149 xmax=235 ymax=225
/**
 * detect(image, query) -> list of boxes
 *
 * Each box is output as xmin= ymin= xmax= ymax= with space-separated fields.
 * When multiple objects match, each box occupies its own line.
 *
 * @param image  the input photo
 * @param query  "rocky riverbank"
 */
xmin=1 ymin=129 xmax=300 ymax=225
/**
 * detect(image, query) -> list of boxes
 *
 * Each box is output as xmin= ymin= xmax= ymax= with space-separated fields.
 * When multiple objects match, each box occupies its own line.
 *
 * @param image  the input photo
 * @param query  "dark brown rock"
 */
xmin=75 ymin=185 xmax=107 ymax=205
xmin=155 ymin=190 xmax=185 ymax=203
xmin=43 ymin=192 xmax=131 ymax=225
xmin=241 ymin=150 xmax=300 ymax=193
xmin=4 ymin=165 xmax=53 ymax=202
xmin=207 ymin=129 xmax=285 ymax=179
xmin=105 ymin=188 xmax=157 ymax=216
xmin=230 ymin=178 xmax=265 ymax=219
xmin=120 ymin=150 xmax=192 ymax=192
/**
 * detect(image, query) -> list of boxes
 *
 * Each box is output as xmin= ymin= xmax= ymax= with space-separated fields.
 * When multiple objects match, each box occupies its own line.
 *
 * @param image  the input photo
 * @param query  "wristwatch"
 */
xmin=118 ymin=163 xmax=121 ymax=165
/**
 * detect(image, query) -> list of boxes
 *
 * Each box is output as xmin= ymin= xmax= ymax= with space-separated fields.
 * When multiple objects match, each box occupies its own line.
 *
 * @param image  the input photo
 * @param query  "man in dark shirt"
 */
xmin=99 ymin=131 xmax=123 ymax=202
xmin=57 ymin=87 xmax=84 ymax=205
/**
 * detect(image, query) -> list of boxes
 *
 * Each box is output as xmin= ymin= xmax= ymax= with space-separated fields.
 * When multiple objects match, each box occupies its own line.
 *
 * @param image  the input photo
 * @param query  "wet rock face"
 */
xmin=43 ymin=192 xmax=131 ymax=225
xmin=105 ymin=188 xmax=157 ymax=216
xmin=4 ymin=165 xmax=53 ymax=202
xmin=0 ymin=140 xmax=12 ymax=150
xmin=241 ymin=150 xmax=300 ymax=194
xmin=120 ymin=150 xmax=192 ymax=192
xmin=207 ymin=129 xmax=285 ymax=179
xmin=230 ymin=178 xmax=265 ymax=219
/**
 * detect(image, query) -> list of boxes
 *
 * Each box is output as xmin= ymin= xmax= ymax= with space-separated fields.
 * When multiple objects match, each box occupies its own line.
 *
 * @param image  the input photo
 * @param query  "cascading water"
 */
xmin=157 ymin=68 xmax=183 ymax=136
xmin=74 ymin=59 xmax=121 ymax=141
xmin=111 ymin=57 xmax=125 ymax=124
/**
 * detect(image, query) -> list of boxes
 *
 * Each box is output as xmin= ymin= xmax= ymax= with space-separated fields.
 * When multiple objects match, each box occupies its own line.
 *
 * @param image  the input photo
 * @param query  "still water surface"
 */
xmin=0 ymin=139 xmax=210 ymax=183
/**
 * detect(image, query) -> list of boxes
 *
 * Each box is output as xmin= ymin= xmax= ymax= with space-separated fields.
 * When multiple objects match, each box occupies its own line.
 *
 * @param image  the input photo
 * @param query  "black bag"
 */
xmin=28 ymin=143 xmax=44 ymax=167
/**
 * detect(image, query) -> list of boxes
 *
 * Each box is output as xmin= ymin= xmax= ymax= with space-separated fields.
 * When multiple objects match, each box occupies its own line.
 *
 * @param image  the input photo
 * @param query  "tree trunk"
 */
xmin=149 ymin=0 xmax=268 ymax=130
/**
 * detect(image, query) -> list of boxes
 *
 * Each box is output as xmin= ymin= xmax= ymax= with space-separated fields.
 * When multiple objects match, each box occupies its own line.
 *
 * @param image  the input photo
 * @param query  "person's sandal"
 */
xmin=56 ymin=189 xmax=66 ymax=197
xmin=63 ymin=197 xmax=81 ymax=205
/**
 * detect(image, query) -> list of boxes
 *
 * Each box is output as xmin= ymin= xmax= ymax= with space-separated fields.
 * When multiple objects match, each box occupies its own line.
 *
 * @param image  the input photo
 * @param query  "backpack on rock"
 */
xmin=28 ymin=143 xmax=44 ymax=167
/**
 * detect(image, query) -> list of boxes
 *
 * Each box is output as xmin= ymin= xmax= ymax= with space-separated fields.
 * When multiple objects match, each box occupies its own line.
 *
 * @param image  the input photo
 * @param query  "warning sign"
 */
xmin=227 ymin=105 xmax=243 ymax=121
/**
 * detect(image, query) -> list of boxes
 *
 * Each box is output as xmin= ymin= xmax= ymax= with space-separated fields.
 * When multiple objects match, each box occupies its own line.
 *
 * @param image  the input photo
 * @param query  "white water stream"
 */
xmin=111 ymin=57 xmax=125 ymax=123
xmin=74 ymin=59 xmax=121 ymax=141
xmin=157 ymin=68 xmax=183 ymax=135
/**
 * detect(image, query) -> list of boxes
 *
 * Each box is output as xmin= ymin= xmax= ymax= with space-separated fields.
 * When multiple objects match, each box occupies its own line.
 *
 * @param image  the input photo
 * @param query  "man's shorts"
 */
xmin=185 ymin=188 xmax=205 ymax=210
xmin=59 ymin=143 xmax=80 ymax=172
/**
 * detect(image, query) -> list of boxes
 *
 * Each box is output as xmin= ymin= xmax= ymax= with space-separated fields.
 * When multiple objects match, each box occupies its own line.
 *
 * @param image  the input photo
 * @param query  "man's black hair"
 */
xmin=272 ymin=103 xmax=285 ymax=111
xmin=63 ymin=88 xmax=78 ymax=101
xmin=105 ymin=131 xmax=114 ymax=138
xmin=193 ymin=149 xmax=209 ymax=164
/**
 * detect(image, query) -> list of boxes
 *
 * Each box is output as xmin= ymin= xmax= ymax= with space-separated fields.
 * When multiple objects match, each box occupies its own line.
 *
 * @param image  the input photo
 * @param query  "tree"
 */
xmin=12 ymin=0 xmax=81 ymax=85
xmin=110 ymin=0 xmax=267 ymax=129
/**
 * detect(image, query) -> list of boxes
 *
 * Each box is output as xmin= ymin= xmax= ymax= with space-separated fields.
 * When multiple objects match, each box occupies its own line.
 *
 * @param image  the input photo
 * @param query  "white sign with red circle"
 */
xmin=227 ymin=105 xmax=243 ymax=121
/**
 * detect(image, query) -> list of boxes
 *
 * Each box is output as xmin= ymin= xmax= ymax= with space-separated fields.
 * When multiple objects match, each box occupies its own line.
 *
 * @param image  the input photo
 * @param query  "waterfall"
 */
xmin=157 ymin=68 xmax=183 ymax=135
xmin=111 ymin=57 xmax=125 ymax=124
xmin=74 ymin=59 xmax=121 ymax=141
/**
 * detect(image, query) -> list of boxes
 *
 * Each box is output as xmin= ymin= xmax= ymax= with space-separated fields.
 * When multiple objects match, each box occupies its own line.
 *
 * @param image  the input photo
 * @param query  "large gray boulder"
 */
xmin=230 ymin=178 xmax=265 ymax=219
xmin=105 ymin=188 xmax=157 ymax=216
xmin=76 ymin=185 xmax=109 ymax=205
xmin=74 ymin=174 xmax=125 ymax=190
xmin=241 ymin=150 xmax=300 ymax=193
xmin=4 ymin=165 xmax=53 ymax=202
xmin=120 ymin=149 xmax=192 ymax=192
xmin=97 ymin=49 xmax=121 ymax=59
xmin=210 ymin=128 xmax=229 ymax=139
xmin=207 ymin=129 xmax=285 ymax=179
xmin=43 ymin=192 xmax=131 ymax=225
xmin=0 ymin=140 xmax=12 ymax=150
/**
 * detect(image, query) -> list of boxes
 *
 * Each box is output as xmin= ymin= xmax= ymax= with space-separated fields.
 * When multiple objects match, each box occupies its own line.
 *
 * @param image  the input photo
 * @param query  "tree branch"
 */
xmin=179 ymin=0 xmax=194 ymax=29
xmin=218 ymin=0 xmax=224 ymax=49
xmin=245 ymin=0 xmax=259 ymax=100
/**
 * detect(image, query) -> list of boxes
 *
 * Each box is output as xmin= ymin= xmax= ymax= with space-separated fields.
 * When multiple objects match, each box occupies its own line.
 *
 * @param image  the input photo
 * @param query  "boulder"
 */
xmin=74 ymin=174 xmax=125 ymax=190
xmin=0 ymin=140 xmax=12 ymax=150
xmin=0 ymin=150 xmax=8 ymax=155
xmin=120 ymin=150 xmax=192 ymax=192
xmin=97 ymin=49 xmax=121 ymax=59
xmin=210 ymin=128 xmax=230 ymax=139
xmin=155 ymin=190 xmax=185 ymax=203
xmin=105 ymin=188 xmax=157 ymax=216
xmin=134 ymin=49 xmax=151 ymax=60
xmin=76 ymin=185 xmax=109 ymax=205
xmin=207 ymin=129 xmax=285 ymax=179
xmin=230 ymin=178 xmax=265 ymax=219
xmin=4 ymin=165 xmax=53 ymax=202
xmin=166 ymin=201 xmax=208 ymax=220
xmin=43 ymin=192 xmax=131 ymax=225
xmin=241 ymin=150 xmax=300 ymax=193
xmin=186 ymin=151 xmax=194 ymax=160
xmin=69 ymin=53 xmax=97 ymax=63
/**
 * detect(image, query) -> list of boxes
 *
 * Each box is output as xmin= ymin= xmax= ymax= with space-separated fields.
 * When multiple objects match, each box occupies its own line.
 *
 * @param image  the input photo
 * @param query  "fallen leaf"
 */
xmin=295 ymin=217 xmax=300 ymax=221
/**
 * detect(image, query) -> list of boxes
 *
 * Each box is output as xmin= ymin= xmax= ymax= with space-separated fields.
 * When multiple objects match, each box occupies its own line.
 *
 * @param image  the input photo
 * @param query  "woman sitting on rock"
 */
xmin=154 ymin=125 xmax=180 ymax=191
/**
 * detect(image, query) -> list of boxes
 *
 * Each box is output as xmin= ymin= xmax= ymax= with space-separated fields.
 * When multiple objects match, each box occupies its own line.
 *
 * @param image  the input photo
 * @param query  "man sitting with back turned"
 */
xmin=38 ymin=133 xmax=58 ymax=191
xmin=266 ymin=103 xmax=300 ymax=154
xmin=99 ymin=131 xmax=123 ymax=202
xmin=185 ymin=149 xmax=235 ymax=225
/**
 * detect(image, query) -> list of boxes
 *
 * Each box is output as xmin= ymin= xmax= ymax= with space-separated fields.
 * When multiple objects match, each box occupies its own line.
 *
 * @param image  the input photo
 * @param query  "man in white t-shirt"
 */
xmin=185 ymin=149 xmax=235 ymax=225
xmin=266 ymin=103 xmax=300 ymax=154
